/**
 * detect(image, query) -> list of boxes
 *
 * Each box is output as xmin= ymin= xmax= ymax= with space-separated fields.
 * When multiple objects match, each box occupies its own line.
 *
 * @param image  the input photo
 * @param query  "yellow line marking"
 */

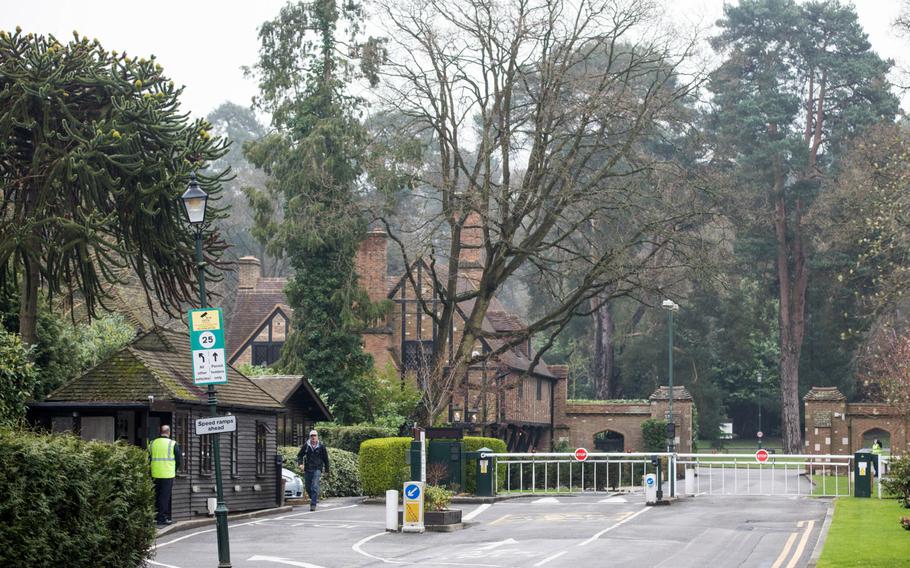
xmin=771 ymin=532 xmax=798 ymax=568
xmin=785 ymin=520 xmax=815 ymax=568
xmin=489 ymin=514 xmax=512 ymax=526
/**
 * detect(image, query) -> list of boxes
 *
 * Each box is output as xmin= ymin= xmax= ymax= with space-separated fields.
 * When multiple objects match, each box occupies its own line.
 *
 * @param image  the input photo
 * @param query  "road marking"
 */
xmin=248 ymin=555 xmax=327 ymax=568
xmin=488 ymin=513 xmax=512 ymax=526
xmin=599 ymin=497 xmax=627 ymax=503
xmin=276 ymin=504 xmax=359 ymax=519
xmin=463 ymin=503 xmax=492 ymax=521
xmin=771 ymin=532 xmax=798 ymax=568
xmin=577 ymin=507 xmax=649 ymax=546
xmin=352 ymin=531 xmax=409 ymax=565
xmin=476 ymin=539 xmax=519 ymax=550
xmin=533 ymin=551 xmax=568 ymax=567
xmin=532 ymin=497 xmax=559 ymax=504
xmin=148 ymin=561 xmax=183 ymax=568
xmin=785 ymin=520 xmax=815 ymax=568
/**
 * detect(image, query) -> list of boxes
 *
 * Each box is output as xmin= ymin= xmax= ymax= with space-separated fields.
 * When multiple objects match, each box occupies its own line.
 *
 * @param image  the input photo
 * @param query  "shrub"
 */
xmin=359 ymin=437 xmax=413 ymax=496
xmin=882 ymin=455 xmax=910 ymax=508
xmin=463 ymin=436 xmax=507 ymax=494
xmin=641 ymin=419 xmax=668 ymax=452
xmin=424 ymin=485 xmax=454 ymax=511
xmin=314 ymin=423 xmax=396 ymax=454
xmin=0 ymin=428 xmax=155 ymax=567
xmin=278 ymin=446 xmax=362 ymax=497
xmin=901 ymin=516 xmax=910 ymax=531
xmin=0 ymin=329 xmax=37 ymax=426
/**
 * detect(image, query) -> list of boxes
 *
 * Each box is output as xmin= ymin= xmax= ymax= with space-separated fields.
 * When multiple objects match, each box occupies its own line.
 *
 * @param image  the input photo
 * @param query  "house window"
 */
xmin=175 ymin=413 xmax=189 ymax=474
xmin=402 ymin=340 xmax=434 ymax=373
xmin=536 ymin=378 xmax=542 ymax=401
xmin=252 ymin=343 xmax=283 ymax=366
xmin=230 ymin=429 xmax=239 ymax=477
xmin=200 ymin=434 xmax=213 ymax=475
xmin=256 ymin=421 xmax=267 ymax=476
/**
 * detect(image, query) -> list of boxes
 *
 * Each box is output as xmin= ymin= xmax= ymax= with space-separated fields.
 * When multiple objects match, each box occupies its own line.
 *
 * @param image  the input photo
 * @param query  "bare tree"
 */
xmin=373 ymin=0 xmax=709 ymax=422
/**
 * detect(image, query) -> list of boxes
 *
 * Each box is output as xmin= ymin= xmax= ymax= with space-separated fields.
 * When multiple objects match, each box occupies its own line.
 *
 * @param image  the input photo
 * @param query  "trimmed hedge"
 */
xmin=641 ymin=418 xmax=668 ymax=452
xmin=279 ymin=446 xmax=362 ymax=497
xmin=313 ymin=423 xmax=396 ymax=454
xmin=0 ymin=429 xmax=155 ymax=567
xmin=463 ymin=436 xmax=507 ymax=494
xmin=359 ymin=437 xmax=413 ymax=496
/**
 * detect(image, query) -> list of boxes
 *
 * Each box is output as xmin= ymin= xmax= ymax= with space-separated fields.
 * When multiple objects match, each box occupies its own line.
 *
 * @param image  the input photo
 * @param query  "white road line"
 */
xmin=771 ymin=532 xmax=798 ymax=568
xmin=275 ymin=504 xmax=359 ymax=519
xmin=352 ymin=531 xmax=409 ymax=565
xmin=599 ymin=497 xmax=627 ymax=503
xmin=476 ymin=538 xmax=518 ymax=550
xmin=784 ymin=520 xmax=815 ymax=568
xmin=148 ymin=560 xmax=183 ymax=568
xmin=532 ymin=497 xmax=560 ymax=504
xmin=463 ymin=503 xmax=492 ymax=521
xmin=577 ymin=507 xmax=650 ymax=546
xmin=533 ymin=551 xmax=568 ymax=567
xmin=248 ymin=554 xmax=328 ymax=567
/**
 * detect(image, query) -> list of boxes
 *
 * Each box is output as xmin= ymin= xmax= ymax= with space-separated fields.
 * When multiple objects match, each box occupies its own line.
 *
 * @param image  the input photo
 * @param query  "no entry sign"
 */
xmin=755 ymin=449 xmax=770 ymax=463
xmin=574 ymin=447 xmax=589 ymax=461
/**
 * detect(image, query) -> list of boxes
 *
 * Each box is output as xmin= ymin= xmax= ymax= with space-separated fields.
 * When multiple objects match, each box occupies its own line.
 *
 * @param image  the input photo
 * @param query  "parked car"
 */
xmin=282 ymin=467 xmax=303 ymax=498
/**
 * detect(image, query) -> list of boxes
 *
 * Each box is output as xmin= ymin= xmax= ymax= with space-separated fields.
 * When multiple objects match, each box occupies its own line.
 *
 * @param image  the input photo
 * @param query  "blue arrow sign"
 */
xmin=646 ymin=476 xmax=655 ymax=486
xmin=405 ymin=484 xmax=421 ymax=500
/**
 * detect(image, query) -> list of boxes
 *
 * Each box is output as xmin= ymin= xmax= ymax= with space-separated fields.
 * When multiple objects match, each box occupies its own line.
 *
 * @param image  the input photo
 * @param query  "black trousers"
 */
xmin=154 ymin=477 xmax=174 ymax=522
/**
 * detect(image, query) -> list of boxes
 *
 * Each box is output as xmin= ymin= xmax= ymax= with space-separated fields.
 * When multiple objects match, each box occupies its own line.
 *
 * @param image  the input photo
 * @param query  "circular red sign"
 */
xmin=755 ymin=449 xmax=770 ymax=463
xmin=575 ymin=448 xmax=588 ymax=461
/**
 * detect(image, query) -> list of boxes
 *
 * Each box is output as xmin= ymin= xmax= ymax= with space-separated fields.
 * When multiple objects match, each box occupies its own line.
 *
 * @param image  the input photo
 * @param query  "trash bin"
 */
xmin=854 ymin=451 xmax=873 ymax=498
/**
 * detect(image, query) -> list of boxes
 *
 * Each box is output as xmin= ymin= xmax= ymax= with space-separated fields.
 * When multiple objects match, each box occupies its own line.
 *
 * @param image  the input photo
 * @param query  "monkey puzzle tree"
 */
xmin=0 ymin=29 xmax=230 ymax=344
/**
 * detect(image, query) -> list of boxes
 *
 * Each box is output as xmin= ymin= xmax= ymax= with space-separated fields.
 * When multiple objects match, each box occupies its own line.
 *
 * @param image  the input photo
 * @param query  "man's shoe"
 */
xmin=165 ymin=519 xmax=174 ymax=525
xmin=310 ymin=504 xmax=316 ymax=511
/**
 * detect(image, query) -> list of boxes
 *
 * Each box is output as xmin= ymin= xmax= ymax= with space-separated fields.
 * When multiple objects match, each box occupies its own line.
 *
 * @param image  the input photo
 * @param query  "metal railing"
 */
xmin=675 ymin=453 xmax=853 ymax=497
xmin=485 ymin=452 xmax=673 ymax=495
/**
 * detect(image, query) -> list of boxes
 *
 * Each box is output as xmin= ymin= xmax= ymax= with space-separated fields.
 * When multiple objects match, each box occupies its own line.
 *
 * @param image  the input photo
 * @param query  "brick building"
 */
xmin=803 ymin=386 xmax=908 ymax=455
xmin=226 ymin=256 xmax=291 ymax=368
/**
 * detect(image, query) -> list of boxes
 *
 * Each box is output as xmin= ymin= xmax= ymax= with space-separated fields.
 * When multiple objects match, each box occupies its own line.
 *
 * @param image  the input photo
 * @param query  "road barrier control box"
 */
xmin=854 ymin=451 xmax=873 ymax=498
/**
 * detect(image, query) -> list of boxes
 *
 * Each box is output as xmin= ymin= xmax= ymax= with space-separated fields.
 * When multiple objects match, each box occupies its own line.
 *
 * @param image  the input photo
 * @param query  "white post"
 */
xmin=420 ymin=429 xmax=427 ymax=484
xmin=685 ymin=468 xmax=695 ymax=496
xmin=385 ymin=490 xmax=399 ymax=531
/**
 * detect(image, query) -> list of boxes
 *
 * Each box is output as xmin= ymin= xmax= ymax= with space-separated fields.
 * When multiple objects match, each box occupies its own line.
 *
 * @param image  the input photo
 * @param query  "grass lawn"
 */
xmin=817 ymin=497 xmax=910 ymax=567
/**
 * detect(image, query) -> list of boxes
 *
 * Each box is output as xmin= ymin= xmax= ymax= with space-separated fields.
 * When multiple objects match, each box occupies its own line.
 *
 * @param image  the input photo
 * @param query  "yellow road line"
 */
xmin=785 ymin=520 xmax=815 ymax=568
xmin=771 ymin=532 xmax=798 ymax=568
xmin=488 ymin=514 xmax=512 ymax=526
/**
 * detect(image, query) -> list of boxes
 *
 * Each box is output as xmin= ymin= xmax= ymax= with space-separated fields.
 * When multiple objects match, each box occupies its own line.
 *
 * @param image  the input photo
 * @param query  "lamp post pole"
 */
xmin=661 ymin=299 xmax=679 ymax=499
xmin=757 ymin=373 xmax=763 ymax=450
xmin=184 ymin=174 xmax=231 ymax=567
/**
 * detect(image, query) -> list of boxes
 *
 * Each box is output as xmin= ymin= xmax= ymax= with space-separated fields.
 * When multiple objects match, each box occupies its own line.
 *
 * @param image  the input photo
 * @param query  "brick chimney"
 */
xmin=549 ymin=364 xmax=569 ymax=428
xmin=355 ymin=228 xmax=388 ymax=303
xmin=458 ymin=210 xmax=485 ymax=282
xmin=237 ymin=256 xmax=262 ymax=290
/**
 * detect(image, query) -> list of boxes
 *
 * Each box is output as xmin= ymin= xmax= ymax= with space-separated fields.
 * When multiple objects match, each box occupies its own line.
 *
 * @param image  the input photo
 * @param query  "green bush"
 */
xmin=424 ymin=485 xmax=453 ymax=511
xmin=641 ymin=419 xmax=668 ymax=452
xmin=0 ymin=329 xmax=37 ymax=426
xmin=278 ymin=446 xmax=362 ymax=497
xmin=0 ymin=428 xmax=155 ymax=567
xmin=359 ymin=437 xmax=412 ymax=496
xmin=882 ymin=455 xmax=910 ymax=508
xmin=463 ymin=436 xmax=507 ymax=494
xmin=314 ymin=423 xmax=396 ymax=454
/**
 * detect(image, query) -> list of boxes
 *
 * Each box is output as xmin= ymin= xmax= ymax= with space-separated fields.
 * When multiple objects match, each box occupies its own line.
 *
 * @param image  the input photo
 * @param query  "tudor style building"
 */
xmin=227 ymin=256 xmax=291 ymax=368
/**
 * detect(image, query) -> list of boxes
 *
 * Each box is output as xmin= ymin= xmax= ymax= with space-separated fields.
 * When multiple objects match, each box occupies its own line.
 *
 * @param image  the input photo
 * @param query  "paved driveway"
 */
xmin=149 ymin=492 xmax=830 ymax=568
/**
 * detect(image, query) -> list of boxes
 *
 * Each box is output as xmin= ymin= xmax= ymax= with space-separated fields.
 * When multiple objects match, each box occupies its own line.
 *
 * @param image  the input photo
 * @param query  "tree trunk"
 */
xmin=592 ymin=299 xmax=615 ymax=399
xmin=18 ymin=253 xmax=40 ymax=345
xmin=779 ymin=348 xmax=802 ymax=453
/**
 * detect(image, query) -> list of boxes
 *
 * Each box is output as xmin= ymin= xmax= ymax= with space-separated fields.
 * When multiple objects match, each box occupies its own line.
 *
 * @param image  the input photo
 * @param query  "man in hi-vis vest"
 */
xmin=149 ymin=425 xmax=182 ymax=526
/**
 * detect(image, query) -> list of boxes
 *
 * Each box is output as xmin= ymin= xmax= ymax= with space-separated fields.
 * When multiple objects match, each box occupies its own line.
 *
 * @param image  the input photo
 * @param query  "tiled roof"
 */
xmin=250 ymin=375 xmax=333 ymax=422
xmin=803 ymin=386 xmax=846 ymax=401
xmin=226 ymin=278 xmax=289 ymax=357
xmin=648 ymin=386 xmax=693 ymax=401
xmin=46 ymin=327 xmax=283 ymax=409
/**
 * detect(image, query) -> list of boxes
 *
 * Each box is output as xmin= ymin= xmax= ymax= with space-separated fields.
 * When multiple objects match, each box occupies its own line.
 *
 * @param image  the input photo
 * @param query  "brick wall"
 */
xmin=237 ymin=256 xmax=261 ymax=290
xmin=803 ymin=388 xmax=909 ymax=455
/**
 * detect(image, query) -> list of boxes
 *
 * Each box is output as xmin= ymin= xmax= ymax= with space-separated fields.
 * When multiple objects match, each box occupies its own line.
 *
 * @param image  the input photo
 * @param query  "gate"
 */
xmin=675 ymin=453 xmax=853 ymax=497
xmin=488 ymin=452 xmax=671 ymax=495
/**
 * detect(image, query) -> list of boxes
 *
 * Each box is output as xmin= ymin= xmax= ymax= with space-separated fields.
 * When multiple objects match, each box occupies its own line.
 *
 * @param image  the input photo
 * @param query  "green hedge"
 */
xmin=279 ymin=446 xmax=362 ymax=497
xmin=0 ymin=429 xmax=155 ymax=567
xmin=463 ymin=436 xmax=507 ymax=494
xmin=641 ymin=419 xmax=668 ymax=452
xmin=359 ymin=437 xmax=412 ymax=496
xmin=313 ymin=423 xmax=396 ymax=454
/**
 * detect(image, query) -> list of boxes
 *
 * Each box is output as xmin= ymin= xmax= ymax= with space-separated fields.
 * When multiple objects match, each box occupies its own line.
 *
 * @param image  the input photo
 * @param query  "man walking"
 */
xmin=149 ymin=425 xmax=182 ymax=526
xmin=297 ymin=430 xmax=330 ymax=511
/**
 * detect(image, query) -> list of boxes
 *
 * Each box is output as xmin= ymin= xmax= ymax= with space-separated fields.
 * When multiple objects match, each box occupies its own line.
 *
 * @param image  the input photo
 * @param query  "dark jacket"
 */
xmin=297 ymin=442 xmax=330 ymax=473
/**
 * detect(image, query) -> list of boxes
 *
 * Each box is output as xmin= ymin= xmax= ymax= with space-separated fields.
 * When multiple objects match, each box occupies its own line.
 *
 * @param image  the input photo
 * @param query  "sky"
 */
xmin=2 ymin=0 xmax=907 ymax=120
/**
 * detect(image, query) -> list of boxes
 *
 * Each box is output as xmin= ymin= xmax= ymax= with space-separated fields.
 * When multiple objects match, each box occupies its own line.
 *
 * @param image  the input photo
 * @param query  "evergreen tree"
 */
xmin=0 ymin=29 xmax=230 ymax=345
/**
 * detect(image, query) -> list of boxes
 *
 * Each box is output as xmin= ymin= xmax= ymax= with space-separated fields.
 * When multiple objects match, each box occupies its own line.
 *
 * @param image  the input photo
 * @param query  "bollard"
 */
xmin=685 ymin=468 xmax=695 ymax=496
xmin=386 ymin=490 xmax=399 ymax=531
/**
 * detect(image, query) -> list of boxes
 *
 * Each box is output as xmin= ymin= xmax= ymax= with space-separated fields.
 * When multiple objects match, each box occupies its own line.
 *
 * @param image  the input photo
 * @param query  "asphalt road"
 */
xmin=149 ymin=492 xmax=830 ymax=568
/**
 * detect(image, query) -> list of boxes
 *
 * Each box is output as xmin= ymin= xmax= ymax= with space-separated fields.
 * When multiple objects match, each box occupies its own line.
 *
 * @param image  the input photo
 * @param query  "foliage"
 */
xmin=882 ymin=455 xmax=910 ymax=508
xmin=423 ymin=485 xmax=453 ymax=512
xmin=278 ymin=445 xmax=362 ymax=497
xmin=641 ymin=419 xmax=668 ymax=452
xmin=246 ymin=1 xmax=387 ymax=424
xmin=0 ymin=329 xmax=36 ymax=426
xmin=463 ymin=436 xmax=507 ymax=494
xmin=358 ymin=437 xmax=412 ymax=496
xmin=0 ymin=29 xmax=230 ymax=345
xmin=236 ymin=363 xmax=281 ymax=378
xmin=311 ymin=423 xmax=396 ymax=454
xmin=857 ymin=329 xmax=910 ymax=419
xmin=0 ymin=428 xmax=155 ymax=566
xmin=361 ymin=363 xmax=421 ymax=431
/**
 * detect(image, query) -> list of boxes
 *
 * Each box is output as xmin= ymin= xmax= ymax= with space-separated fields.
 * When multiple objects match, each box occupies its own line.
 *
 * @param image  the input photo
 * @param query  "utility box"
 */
xmin=854 ymin=451 xmax=873 ymax=498
xmin=411 ymin=440 xmax=465 ymax=488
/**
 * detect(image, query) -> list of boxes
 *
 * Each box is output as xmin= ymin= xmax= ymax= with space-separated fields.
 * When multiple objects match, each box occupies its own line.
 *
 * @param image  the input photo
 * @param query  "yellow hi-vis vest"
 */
xmin=149 ymin=437 xmax=177 ymax=479
xmin=872 ymin=443 xmax=882 ymax=456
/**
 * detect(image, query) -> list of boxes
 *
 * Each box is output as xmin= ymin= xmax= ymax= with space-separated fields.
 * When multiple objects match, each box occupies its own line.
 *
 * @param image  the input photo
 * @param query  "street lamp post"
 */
xmin=182 ymin=173 xmax=231 ymax=567
xmin=757 ymin=373 xmax=763 ymax=450
xmin=661 ymin=299 xmax=679 ymax=499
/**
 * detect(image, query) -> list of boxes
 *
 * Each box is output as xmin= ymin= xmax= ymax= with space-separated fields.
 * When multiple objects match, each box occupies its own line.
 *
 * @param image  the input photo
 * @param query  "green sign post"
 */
xmin=189 ymin=308 xmax=227 ymax=385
